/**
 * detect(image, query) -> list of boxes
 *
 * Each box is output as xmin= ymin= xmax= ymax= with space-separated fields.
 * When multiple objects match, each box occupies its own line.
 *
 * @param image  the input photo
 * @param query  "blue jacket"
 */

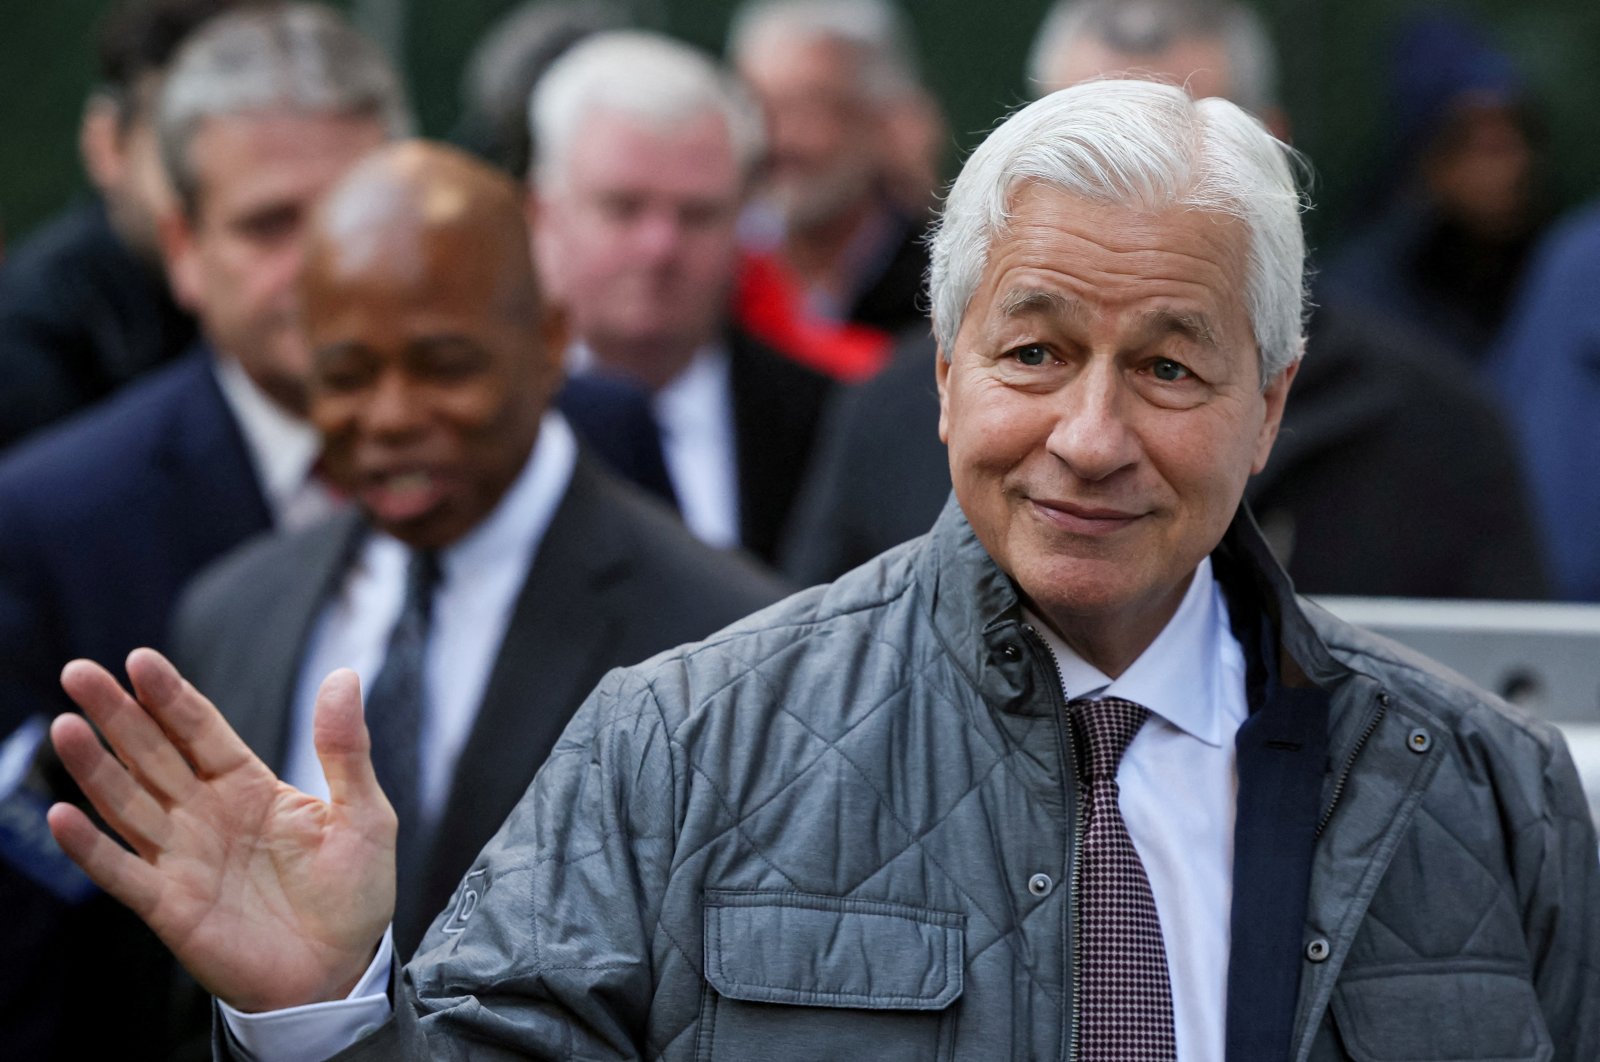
xmin=1487 ymin=202 xmax=1600 ymax=600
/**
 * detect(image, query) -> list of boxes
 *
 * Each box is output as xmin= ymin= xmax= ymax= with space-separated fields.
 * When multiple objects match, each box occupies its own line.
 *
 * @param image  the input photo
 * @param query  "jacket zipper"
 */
xmin=1022 ymin=623 xmax=1082 ymax=1062
xmin=1314 ymin=691 xmax=1390 ymax=838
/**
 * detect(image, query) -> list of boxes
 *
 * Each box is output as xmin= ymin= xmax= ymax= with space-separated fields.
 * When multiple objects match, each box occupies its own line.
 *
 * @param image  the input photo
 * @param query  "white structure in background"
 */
xmin=1318 ymin=596 xmax=1600 ymax=830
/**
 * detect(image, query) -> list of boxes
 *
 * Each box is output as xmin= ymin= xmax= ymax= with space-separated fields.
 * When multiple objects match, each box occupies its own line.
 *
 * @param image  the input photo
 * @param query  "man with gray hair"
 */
xmin=728 ymin=0 xmax=941 ymax=337
xmin=527 ymin=30 xmax=832 ymax=563
xmin=0 ymin=4 xmax=404 ymax=1056
xmin=48 ymin=80 xmax=1600 ymax=1060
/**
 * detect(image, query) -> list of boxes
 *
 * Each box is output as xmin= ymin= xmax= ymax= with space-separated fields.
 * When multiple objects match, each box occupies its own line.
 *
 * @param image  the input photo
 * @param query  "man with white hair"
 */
xmin=527 ymin=31 xmax=832 ymax=563
xmin=48 ymin=80 xmax=1600 ymax=1060
xmin=729 ymin=0 xmax=940 ymax=336
xmin=786 ymin=0 xmax=1549 ymax=601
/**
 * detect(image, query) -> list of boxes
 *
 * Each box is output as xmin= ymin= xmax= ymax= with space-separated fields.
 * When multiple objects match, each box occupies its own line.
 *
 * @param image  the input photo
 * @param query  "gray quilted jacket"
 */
xmin=337 ymin=501 xmax=1599 ymax=1061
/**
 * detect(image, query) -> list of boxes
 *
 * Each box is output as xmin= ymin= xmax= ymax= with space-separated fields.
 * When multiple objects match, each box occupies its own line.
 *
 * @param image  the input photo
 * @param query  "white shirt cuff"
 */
xmin=219 ymin=927 xmax=395 ymax=1062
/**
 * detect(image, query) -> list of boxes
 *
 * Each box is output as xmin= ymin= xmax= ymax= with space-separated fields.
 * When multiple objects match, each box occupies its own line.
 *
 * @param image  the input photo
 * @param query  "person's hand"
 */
xmin=47 ymin=648 xmax=396 ymax=1013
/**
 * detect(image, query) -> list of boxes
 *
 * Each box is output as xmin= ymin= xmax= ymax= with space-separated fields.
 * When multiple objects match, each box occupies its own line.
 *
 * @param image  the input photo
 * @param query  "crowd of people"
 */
xmin=0 ymin=0 xmax=1595 ymax=1059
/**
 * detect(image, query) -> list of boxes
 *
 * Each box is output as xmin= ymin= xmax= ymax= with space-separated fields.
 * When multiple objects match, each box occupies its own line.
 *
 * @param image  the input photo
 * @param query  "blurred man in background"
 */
xmin=528 ymin=31 xmax=832 ymax=565
xmin=1323 ymin=13 xmax=1549 ymax=367
xmin=172 ymin=141 xmax=788 ymax=963
xmin=0 ymin=5 xmax=405 ymax=1056
xmin=0 ymin=0 xmax=241 ymax=450
xmin=784 ymin=0 xmax=1547 ymax=604
xmin=729 ymin=0 xmax=939 ymax=341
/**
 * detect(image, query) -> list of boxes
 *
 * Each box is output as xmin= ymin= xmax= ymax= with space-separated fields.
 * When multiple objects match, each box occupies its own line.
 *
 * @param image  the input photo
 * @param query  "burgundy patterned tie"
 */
xmin=1072 ymin=696 xmax=1178 ymax=1060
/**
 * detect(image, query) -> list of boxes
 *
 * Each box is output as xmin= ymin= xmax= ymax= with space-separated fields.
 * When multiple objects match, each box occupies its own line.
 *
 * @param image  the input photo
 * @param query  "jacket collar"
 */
xmin=915 ymin=492 xmax=1348 ymax=702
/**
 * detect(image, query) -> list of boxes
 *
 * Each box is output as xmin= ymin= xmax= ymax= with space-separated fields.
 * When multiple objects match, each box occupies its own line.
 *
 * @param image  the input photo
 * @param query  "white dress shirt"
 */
xmin=280 ymin=414 xmax=576 ymax=823
xmin=222 ymin=415 xmax=578 ymax=1062
xmin=225 ymin=552 xmax=1246 ymax=1062
xmin=1026 ymin=556 xmax=1248 ymax=1062
xmin=212 ymin=357 xmax=340 ymax=532
xmin=568 ymin=343 xmax=742 ymax=549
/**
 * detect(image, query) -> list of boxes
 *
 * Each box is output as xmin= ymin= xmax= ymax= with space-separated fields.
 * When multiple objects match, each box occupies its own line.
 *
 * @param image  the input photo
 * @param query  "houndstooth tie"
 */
xmin=1072 ymin=696 xmax=1178 ymax=1060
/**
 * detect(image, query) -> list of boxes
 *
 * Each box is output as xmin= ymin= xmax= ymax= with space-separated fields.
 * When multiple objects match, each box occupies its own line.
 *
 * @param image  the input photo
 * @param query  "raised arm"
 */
xmin=46 ymin=648 xmax=396 ymax=1013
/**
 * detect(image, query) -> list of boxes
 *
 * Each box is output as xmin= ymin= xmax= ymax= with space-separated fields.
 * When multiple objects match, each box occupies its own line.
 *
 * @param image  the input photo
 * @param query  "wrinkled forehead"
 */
xmin=958 ymin=183 xmax=1256 ymax=352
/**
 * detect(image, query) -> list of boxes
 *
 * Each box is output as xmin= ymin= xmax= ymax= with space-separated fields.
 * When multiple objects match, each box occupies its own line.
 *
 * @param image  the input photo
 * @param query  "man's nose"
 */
xmin=366 ymin=372 xmax=424 ymax=436
xmin=1044 ymin=361 xmax=1141 ymax=483
xmin=631 ymin=211 xmax=683 ymax=262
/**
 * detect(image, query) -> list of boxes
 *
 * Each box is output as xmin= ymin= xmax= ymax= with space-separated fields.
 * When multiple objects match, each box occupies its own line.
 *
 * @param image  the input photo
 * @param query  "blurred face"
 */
xmin=164 ymin=110 xmax=389 ymax=414
xmin=1423 ymin=102 xmax=1534 ymax=240
xmin=1044 ymin=34 xmax=1233 ymax=101
xmin=937 ymin=185 xmax=1294 ymax=667
xmin=115 ymin=115 xmax=176 ymax=257
xmin=739 ymin=35 xmax=881 ymax=229
xmin=535 ymin=109 xmax=743 ymax=372
xmin=302 ymin=225 xmax=559 ymax=550
xmin=81 ymin=78 xmax=177 ymax=262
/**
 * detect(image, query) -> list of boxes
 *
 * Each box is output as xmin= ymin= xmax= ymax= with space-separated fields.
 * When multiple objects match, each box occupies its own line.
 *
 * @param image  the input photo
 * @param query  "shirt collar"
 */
xmin=211 ymin=355 xmax=320 ymax=519
xmin=1026 ymin=557 xmax=1246 ymax=747
xmin=650 ymin=345 xmax=730 ymax=443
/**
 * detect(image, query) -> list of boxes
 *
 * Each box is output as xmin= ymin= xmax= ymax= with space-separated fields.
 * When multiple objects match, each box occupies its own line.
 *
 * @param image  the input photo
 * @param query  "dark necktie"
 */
xmin=1072 ymin=696 xmax=1178 ymax=1060
xmin=365 ymin=548 xmax=440 ymax=934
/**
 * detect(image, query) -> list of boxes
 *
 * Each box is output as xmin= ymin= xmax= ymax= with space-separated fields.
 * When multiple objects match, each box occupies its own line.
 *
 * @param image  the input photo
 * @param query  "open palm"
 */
xmin=47 ymin=648 xmax=396 ymax=1013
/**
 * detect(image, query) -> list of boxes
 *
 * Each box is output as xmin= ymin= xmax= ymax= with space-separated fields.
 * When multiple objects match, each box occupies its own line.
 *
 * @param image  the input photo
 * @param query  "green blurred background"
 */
xmin=3 ymin=0 xmax=1597 ymax=255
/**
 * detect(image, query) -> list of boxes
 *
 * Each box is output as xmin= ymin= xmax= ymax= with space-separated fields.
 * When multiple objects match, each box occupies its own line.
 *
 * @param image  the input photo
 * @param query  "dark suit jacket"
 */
xmin=0 ymin=347 xmax=271 ymax=1062
xmin=0 ymin=347 xmax=271 ymax=740
xmin=0 ymin=199 xmax=197 ymax=450
xmin=779 ymin=329 xmax=945 ymax=585
xmin=727 ymin=329 xmax=834 ymax=564
xmin=171 ymin=454 xmax=790 ymax=952
xmin=843 ymin=207 xmax=932 ymax=337
xmin=575 ymin=331 xmax=833 ymax=566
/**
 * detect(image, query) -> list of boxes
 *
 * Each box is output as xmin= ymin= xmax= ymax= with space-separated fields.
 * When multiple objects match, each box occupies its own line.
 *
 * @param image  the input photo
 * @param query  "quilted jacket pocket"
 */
xmin=700 ymin=889 xmax=964 ymax=1062
xmin=1331 ymin=965 xmax=1552 ymax=1061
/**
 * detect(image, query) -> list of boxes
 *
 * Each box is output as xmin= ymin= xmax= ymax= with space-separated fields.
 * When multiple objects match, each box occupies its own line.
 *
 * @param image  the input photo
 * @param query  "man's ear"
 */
xmin=159 ymin=208 xmax=204 ymax=314
xmin=79 ymin=96 xmax=126 ymax=195
xmin=538 ymin=301 xmax=570 ymax=372
xmin=525 ymin=187 xmax=567 ymax=303
xmin=1251 ymin=355 xmax=1300 ymax=474
xmin=935 ymin=345 xmax=952 ymax=445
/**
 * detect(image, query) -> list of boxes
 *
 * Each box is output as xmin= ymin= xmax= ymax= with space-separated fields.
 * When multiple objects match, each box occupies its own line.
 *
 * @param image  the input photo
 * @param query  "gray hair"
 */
xmin=1027 ymin=0 xmax=1278 ymax=117
xmin=727 ymin=0 xmax=922 ymax=101
xmin=158 ymin=3 xmax=411 ymax=214
xmin=928 ymin=79 xmax=1306 ymax=383
xmin=529 ymin=30 xmax=765 ymax=194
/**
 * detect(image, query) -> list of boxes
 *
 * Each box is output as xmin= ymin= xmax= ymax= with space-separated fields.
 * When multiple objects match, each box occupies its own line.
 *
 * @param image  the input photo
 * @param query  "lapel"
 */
xmin=726 ymin=331 xmax=830 ymax=563
xmin=150 ymin=353 xmax=274 ymax=578
xmin=235 ymin=513 xmax=367 ymax=764
xmin=413 ymin=458 xmax=635 ymax=946
xmin=727 ymin=333 xmax=787 ymax=560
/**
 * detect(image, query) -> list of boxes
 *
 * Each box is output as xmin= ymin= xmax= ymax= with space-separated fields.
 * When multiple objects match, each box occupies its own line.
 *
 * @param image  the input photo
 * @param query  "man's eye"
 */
xmin=1151 ymin=358 xmax=1192 ymax=382
xmin=1007 ymin=344 xmax=1051 ymax=366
